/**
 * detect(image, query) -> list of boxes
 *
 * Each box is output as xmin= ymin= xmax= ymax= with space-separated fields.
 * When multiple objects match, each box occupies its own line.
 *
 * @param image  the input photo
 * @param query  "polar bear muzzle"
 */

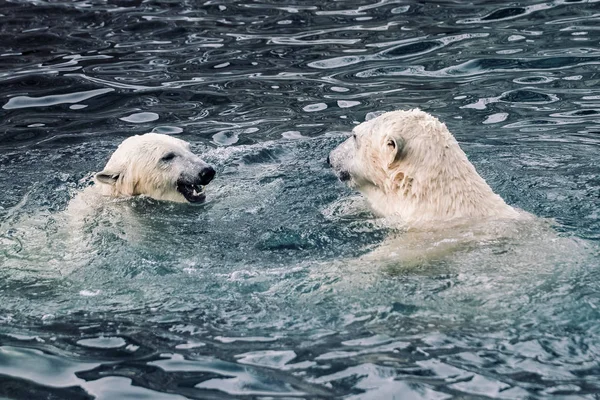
xmin=176 ymin=166 xmax=215 ymax=203
xmin=327 ymin=136 xmax=356 ymax=185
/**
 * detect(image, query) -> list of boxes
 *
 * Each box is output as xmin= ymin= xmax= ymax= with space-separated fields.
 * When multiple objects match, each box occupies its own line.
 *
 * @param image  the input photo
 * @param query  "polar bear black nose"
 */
xmin=339 ymin=171 xmax=351 ymax=181
xmin=199 ymin=166 xmax=216 ymax=185
xmin=326 ymin=155 xmax=331 ymax=165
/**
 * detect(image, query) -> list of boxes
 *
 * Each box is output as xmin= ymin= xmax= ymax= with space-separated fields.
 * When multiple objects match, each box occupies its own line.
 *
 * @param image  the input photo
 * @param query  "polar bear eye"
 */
xmin=161 ymin=152 xmax=177 ymax=162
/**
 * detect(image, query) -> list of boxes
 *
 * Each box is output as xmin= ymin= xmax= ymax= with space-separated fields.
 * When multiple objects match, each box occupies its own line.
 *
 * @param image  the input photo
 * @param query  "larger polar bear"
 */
xmin=325 ymin=109 xmax=593 ymax=277
xmin=328 ymin=108 xmax=520 ymax=229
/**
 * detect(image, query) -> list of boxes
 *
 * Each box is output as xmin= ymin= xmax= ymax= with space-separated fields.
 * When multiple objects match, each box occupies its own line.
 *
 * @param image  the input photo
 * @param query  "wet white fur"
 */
xmin=66 ymin=133 xmax=212 ymax=221
xmin=96 ymin=133 xmax=210 ymax=203
xmin=329 ymin=109 xmax=520 ymax=229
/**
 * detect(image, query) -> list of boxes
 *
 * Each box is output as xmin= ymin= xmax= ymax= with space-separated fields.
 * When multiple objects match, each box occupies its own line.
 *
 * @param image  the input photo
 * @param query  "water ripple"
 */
xmin=3 ymin=88 xmax=114 ymax=110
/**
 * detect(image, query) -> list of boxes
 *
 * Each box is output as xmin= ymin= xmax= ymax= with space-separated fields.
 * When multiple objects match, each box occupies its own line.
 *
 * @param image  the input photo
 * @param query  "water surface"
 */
xmin=1 ymin=0 xmax=600 ymax=398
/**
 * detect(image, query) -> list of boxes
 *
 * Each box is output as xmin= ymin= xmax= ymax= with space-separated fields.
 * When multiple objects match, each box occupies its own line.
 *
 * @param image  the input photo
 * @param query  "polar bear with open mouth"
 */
xmin=328 ymin=108 xmax=520 ymax=228
xmin=94 ymin=133 xmax=215 ymax=204
xmin=3 ymin=133 xmax=217 ymax=276
xmin=68 ymin=133 xmax=216 ymax=218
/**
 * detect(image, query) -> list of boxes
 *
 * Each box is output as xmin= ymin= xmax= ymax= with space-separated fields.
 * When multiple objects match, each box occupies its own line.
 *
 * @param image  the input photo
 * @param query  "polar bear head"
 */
xmin=95 ymin=133 xmax=215 ymax=203
xmin=328 ymin=109 xmax=517 ymax=225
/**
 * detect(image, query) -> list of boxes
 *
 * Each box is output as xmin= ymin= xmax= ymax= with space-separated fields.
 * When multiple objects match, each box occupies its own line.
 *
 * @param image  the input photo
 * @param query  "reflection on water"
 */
xmin=1 ymin=0 xmax=600 ymax=398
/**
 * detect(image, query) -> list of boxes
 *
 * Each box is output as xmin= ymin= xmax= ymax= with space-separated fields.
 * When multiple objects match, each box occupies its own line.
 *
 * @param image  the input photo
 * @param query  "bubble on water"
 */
xmin=77 ymin=336 xmax=126 ymax=349
xmin=391 ymin=5 xmax=410 ymax=14
xmin=213 ymin=127 xmax=258 ymax=146
xmin=125 ymin=344 xmax=140 ymax=352
xmin=79 ymin=290 xmax=101 ymax=297
xmin=213 ymin=130 xmax=239 ymax=145
xmin=308 ymin=56 xmax=362 ymax=69
xmin=482 ymin=113 xmax=509 ymax=124
xmin=119 ymin=112 xmax=159 ymax=123
xmin=214 ymin=62 xmax=230 ymax=69
xmin=365 ymin=111 xmax=386 ymax=121
xmin=152 ymin=126 xmax=183 ymax=134
xmin=214 ymin=336 xmax=279 ymax=343
xmin=175 ymin=342 xmax=206 ymax=349
xmin=281 ymin=131 xmax=305 ymax=139
xmin=303 ymin=103 xmax=328 ymax=112
xmin=513 ymin=76 xmax=555 ymax=84
xmin=331 ymin=86 xmax=350 ymax=92
xmin=337 ymin=100 xmax=360 ymax=108
xmin=497 ymin=48 xmax=523 ymax=54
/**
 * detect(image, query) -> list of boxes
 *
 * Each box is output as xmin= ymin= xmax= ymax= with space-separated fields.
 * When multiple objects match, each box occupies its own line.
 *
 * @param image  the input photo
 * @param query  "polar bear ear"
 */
xmin=95 ymin=170 xmax=120 ymax=186
xmin=385 ymin=136 xmax=405 ymax=166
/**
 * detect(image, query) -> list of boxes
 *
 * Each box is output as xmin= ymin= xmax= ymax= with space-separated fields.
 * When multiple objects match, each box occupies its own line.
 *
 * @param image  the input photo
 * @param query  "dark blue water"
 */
xmin=1 ymin=0 xmax=600 ymax=398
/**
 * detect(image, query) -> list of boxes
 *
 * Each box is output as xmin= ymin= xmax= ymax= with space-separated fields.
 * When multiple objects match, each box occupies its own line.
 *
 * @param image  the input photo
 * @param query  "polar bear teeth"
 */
xmin=177 ymin=181 xmax=206 ymax=203
xmin=192 ymin=186 xmax=204 ymax=196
